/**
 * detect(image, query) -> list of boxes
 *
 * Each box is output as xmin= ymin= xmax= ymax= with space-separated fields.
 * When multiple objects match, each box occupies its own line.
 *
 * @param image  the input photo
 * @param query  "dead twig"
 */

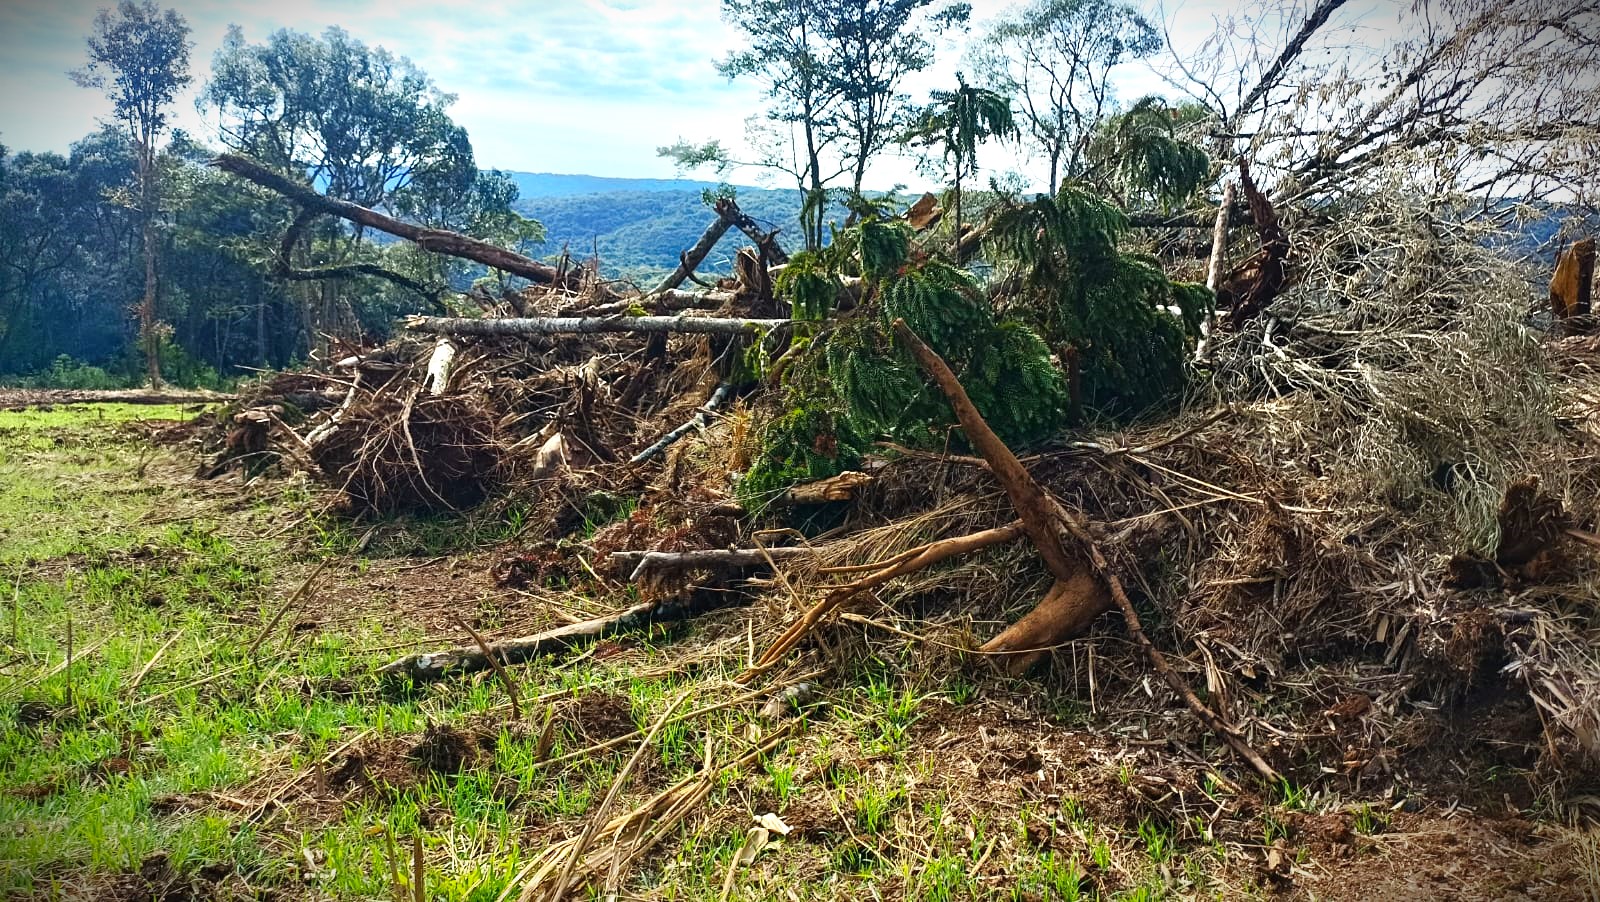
xmin=451 ymin=612 xmax=523 ymax=720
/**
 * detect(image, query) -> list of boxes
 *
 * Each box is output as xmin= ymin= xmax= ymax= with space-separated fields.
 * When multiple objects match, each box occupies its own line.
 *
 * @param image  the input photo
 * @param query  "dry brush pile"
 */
xmin=184 ymin=164 xmax=1600 ymax=852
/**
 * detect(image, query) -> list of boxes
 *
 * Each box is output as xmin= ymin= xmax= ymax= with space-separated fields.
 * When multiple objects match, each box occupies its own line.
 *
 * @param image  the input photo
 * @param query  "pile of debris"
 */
xmin=193 ymin=153 xmax=1600 ymax=821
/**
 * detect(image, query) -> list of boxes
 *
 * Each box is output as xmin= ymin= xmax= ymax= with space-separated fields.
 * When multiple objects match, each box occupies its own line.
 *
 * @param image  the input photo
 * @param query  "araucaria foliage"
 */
xmin=743 ymin=217 xmax=1069 ymax=502
xmin=988 ymin=184 xmax=1208 ymax=417
xmin=745 ymin=187 xmax=1206 ymax=502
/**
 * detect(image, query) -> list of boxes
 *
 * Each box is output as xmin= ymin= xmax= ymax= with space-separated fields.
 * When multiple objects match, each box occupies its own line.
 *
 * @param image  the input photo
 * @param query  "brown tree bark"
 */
xmin=139 ymin=143 xmax=162 ymax=388
xmin=890 ymin=318 xmax=1111 ymax=671
xmin=894 ymin=318 xmax=1281 ymax=782
xmin=1550 ymin=237 xmax=1595 ymax=335
xmin=213 ymin=154 xmax=582 ymax=290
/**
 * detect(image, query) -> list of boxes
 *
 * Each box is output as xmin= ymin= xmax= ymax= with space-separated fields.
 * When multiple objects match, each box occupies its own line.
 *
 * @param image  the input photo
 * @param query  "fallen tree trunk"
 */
xmin=214 ymin=153 xmax=581 ymax=290
xmin=380 ymin=602 xmax=658 ymax=680
xmin=0 ymin=388 xmax=235 ymax=409
xmin=610 ymin=547 xmax=815 ymax=580
xmin=651 ymin=216 xmax=733 ymax=294
xmin=402 ymin=315 xmax=788 ymax=338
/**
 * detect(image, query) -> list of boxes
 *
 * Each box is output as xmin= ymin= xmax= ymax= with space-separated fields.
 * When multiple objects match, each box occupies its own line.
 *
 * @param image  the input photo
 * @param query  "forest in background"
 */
xmin=2 ymin=0 xmax=1597 ymax=391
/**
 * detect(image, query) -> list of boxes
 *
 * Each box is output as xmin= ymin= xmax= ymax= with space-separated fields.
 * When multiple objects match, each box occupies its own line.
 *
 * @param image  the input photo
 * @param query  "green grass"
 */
xmin=0 ymin=405 xmax=1302 ymax=901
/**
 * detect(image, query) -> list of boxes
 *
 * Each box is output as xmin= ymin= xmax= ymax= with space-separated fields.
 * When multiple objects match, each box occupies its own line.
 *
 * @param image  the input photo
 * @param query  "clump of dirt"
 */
xmin=568 ymin=692 xmax=636 ymax=744
xmin=409 ymin=723 xmax=477 ymax=775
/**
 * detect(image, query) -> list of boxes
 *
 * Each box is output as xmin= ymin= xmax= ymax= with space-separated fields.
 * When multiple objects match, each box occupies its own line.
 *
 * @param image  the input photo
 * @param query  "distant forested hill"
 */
xmin=506 ymin=176 xmax=805 ymax=284
xmin=507 ymin=172 xmax=730 ymax=199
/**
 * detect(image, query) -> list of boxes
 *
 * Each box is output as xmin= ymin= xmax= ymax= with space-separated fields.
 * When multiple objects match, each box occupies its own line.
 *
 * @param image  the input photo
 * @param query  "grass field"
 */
xmin=0 ymin=405 xmax=1590 ymax=901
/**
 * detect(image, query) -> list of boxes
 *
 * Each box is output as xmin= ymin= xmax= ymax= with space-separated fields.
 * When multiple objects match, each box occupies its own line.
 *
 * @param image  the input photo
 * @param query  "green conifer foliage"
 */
xmin=742 ymin=221 xmax=1069 ymax=505
xmin=989 ymin=184 xmax=1210 ymax=416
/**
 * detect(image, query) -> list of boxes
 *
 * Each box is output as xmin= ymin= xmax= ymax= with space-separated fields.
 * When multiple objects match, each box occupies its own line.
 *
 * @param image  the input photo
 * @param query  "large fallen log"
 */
xmin=213 ymin=153 xmax=581 ymax=290
xmin=0 ymin=388 xmax=235 ymax=409
xmin=401 ymin=315 xmax=788 ymax=338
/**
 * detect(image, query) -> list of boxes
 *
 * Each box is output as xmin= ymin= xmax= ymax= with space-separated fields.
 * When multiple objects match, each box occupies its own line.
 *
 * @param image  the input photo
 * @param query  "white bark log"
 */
xmin=401 ymin=315 xmax=787 ymax=338
xmin=425 ymin=337 xmax=457 ymax=396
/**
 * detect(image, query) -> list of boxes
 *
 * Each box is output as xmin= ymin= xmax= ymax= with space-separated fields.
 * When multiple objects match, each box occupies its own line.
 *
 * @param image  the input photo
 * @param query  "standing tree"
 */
xmin=711 ymin=0 xmax=844 ymax=250
xmin=72 ymin=0 xmax=192 ymax=387
xmin=817 ymin=0 xmax=973 ymax=198
xmin=670 ymin=0 xmax=970 ymax=240
xmin=905 ymin=74 xmax=1019 ymax=249
xmin=970 ymin=0 xmax=1160 ymax=194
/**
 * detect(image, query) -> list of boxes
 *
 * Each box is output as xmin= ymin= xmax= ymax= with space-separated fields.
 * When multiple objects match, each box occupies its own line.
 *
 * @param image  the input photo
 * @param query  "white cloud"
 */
xmin=2 ymin=0 xmax=1402 ymax=188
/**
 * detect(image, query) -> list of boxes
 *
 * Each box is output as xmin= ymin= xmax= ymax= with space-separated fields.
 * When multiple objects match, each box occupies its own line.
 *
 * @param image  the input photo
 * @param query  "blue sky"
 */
xmin=0 ymin=0 xmax=1391 ymax=187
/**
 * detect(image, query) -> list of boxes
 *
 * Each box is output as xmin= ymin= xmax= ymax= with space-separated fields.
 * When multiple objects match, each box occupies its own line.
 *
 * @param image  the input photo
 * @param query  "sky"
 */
xmin=0 ymin=0 xmax=1395 ymax=190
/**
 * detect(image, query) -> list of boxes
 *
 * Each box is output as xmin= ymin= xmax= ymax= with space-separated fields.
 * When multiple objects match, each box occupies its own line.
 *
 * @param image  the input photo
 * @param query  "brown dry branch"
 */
xmin=381 ymin=602 xmax=658 ymax=681
xmin=893 ymin=317 xmax=1281 ymax=783
xmin=450 ymin=612 xmax=523 ymax=720
xmin=748 ymin=520 xmax=1028 ymax=678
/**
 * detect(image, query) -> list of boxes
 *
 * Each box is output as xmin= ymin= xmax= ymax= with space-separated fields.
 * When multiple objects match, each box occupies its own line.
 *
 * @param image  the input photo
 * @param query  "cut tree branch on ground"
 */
xmin=747 ymin=520 xmax=1028 ymax=677
xmin=892 ymin=317 xmax=1281 ymax=784
xmin=380 ymin=602 xmax=658 ymax=680
xmin=401 ymin=315 xmax=788 ymax=338
xmin=629 ymin=382 xmax=733 ymax=465
xmin=213 ymin=153 xmax=582 ymax=290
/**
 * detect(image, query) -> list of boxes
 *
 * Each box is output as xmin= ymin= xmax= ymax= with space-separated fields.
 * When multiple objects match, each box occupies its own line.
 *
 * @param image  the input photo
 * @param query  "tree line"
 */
xmin=3 ymin=0 xmax=1596 ymax=387
xmin=2 ymin=2 xmax=541 ymax=387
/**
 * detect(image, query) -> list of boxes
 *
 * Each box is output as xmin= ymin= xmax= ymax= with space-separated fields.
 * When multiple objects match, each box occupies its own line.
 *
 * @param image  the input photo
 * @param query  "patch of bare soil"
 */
xmin=1301 ymin=816 xmax=1593 ymax=901
xmin=67 ymin=852 xmax=266 ymax=902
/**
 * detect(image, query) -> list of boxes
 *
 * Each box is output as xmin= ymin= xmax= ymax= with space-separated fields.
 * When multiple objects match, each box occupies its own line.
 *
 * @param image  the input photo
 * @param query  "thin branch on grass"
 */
xmin=451 ymin=612 xmax=523 ymax=720
xmin=246 ymin=558 xmax=334 ymax=660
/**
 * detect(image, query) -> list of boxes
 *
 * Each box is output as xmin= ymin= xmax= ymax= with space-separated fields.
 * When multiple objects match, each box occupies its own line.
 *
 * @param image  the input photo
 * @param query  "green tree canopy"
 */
xmin=71 ymin=0 xmax=192 ymax=386
xmin=969 ymin=0 xmax=1159 ymax=194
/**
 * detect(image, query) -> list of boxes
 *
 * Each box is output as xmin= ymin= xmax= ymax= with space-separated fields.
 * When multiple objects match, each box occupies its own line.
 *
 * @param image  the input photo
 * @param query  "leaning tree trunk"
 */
xmin=213 ymin=154 xmax=582 ymax=290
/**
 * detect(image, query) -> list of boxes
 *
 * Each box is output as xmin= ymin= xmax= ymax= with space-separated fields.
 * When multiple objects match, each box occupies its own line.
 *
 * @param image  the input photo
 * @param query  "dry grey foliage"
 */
xmin=1161 ymin=0 xmax=1600 ymax=208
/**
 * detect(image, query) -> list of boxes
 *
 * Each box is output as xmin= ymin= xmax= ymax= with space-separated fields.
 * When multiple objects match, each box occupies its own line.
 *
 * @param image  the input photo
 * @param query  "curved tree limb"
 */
xmin=214 ymin=153 xmax=582 ymax=290
xmin=892 ymin=317 xmax=1280 ymax=783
